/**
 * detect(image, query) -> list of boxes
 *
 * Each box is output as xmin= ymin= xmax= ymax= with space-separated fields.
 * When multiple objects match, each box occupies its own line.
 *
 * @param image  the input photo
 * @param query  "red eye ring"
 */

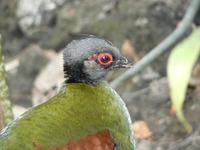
xmin=97 ymin=53 xmax=113 ymax=65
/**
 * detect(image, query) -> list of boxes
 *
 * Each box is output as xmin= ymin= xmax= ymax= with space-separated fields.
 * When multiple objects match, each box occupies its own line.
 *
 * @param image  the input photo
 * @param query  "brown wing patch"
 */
xmin=33 ymin=143 xmax=44 ymax=150
xmin=34 ymin=130 xmax=115 ymax=150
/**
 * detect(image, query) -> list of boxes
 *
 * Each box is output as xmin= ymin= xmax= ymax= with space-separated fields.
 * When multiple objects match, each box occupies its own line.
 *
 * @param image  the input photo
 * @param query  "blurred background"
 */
xmin=0 ymin=0 xmax=200 ymax=149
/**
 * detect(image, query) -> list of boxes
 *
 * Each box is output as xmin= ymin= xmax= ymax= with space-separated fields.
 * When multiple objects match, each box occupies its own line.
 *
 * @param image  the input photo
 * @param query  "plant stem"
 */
xmin=0 ymin=34 xmax=13 ymax=129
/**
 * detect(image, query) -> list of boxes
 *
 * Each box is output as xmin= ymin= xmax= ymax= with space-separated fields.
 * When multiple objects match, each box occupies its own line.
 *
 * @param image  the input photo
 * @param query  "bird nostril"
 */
xmin=113 ymin=56 xmax=133 ymax=68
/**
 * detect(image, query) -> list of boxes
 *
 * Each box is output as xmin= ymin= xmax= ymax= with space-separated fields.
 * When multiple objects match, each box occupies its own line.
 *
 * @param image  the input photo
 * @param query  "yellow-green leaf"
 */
xmin=167 ymin=28 xmax=200 ymax=132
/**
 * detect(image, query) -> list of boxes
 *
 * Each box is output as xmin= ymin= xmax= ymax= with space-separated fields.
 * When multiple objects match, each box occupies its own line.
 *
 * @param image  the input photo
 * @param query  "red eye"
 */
xmin=97 ymin=53 xmax=113 ymax=65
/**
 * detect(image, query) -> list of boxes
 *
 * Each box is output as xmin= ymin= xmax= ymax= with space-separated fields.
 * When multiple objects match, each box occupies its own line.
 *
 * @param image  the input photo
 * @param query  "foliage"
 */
xmin=0 ymin=35 xmax=13 ymax=129
xmin=167 ymin=27 xmax=200 ymax=132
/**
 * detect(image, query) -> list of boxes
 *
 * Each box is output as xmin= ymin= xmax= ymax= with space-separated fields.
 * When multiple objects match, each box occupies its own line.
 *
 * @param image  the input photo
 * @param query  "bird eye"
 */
xmin=97 ymin=53 xmax=113 ymax=65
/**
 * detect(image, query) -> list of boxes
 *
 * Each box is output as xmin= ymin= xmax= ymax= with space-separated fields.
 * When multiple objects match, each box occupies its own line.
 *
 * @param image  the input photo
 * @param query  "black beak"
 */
xmin=113 ymin=56 xmax=133 ymax=68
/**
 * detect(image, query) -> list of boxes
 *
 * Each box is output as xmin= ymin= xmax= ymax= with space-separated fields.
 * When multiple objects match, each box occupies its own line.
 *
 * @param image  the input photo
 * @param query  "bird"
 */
xmin=0 ymin=35 xmax=135 ymax=150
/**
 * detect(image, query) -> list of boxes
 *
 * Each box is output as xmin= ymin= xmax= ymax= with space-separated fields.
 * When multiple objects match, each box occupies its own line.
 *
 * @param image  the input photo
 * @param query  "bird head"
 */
xmin=63 ymin=35 xmax=132 ymax=84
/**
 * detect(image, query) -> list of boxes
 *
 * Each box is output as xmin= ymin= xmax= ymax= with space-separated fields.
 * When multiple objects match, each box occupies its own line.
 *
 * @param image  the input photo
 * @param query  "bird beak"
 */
xmin=113 ymin=56 xmax=133 ymax=68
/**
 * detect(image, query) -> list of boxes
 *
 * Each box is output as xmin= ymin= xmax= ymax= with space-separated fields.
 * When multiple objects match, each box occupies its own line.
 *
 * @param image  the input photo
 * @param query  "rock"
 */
xmin=168 ymin=126 xmax=200 ymax=150
xmin=32 ymin=52 xmax=64 ymax=105
xmin=7 ymin=45 xmax=49 ymax=106
xmin=140 ymin=67 xmax=160 ymax=81
xmin=12 ymin=105 xmax=28 ymax=119
xmin=0 ymin=0 xmax=22 ymax=58
xmin=137 ymin=140 xmax=154 ymax=150
xmin=2 ymin=0 xmax=192 ymax=69
xmin=18 ymin=0 xmax=190 ymax=55
xmin=16 ymin=0 xmax=65 ymax=36
xmin=0 ymin=0 xmax=17 ymax=33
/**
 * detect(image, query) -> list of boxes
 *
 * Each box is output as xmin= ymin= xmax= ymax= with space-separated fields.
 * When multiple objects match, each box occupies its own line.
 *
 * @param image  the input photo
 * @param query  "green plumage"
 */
xmin=0 ymin=82 xmax=134 ymax=150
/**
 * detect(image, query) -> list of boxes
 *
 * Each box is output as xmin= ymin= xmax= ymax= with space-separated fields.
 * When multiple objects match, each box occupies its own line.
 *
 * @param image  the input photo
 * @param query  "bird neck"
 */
xmin=65 ymin=81 xmax=108 ymax=91
xmin=64 ymin=75 xmax=104 ymax=85
xmin=64 ymin=64 xmax=104 ymax=85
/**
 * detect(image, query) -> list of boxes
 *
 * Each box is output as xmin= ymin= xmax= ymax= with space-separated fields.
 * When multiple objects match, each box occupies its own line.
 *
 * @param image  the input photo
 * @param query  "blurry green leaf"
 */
xmin=167 ymin=28 xmax=200 ymax=132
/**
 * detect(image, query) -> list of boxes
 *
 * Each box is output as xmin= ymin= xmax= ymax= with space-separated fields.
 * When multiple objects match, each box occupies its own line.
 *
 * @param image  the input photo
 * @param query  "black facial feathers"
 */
xmin=63 ymin=35 xmax=121 ymax=84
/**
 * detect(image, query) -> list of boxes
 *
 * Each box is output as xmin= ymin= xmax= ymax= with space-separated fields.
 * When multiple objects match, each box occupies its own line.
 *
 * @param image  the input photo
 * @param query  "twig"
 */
xmin=111 ymin=0 xmax=200 ymax=89
xmin=0 ymin=34 xmax=14 ymax=129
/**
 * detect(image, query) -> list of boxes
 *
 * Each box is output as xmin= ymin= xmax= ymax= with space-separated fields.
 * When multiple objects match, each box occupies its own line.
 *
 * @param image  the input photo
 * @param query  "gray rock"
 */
xmin=12 ymin=105 xmax=28 ymax=119
xmin=17 ymin=0 xmax=65 ymax=36
xmin=32 ymin=52 xmax=64 ymax=105
xmin=7 ymin=45 xmax=49 ymax=106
